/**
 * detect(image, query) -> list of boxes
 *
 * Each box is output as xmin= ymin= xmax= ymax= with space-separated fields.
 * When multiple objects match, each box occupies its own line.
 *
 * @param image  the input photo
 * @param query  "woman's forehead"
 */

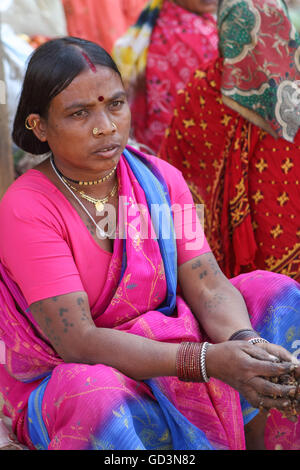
xmin=54 ymin=66 xmax=123 ymax=105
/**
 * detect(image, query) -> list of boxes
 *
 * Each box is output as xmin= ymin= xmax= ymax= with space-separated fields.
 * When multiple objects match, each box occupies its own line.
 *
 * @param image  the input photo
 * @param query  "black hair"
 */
xmin=12 ymin=36 xmax=122 ymax=155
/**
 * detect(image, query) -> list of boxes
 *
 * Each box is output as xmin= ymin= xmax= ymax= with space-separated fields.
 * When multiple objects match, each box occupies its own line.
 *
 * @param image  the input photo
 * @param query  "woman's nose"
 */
xmin=92 ymin=115 xmax=117 ymax=137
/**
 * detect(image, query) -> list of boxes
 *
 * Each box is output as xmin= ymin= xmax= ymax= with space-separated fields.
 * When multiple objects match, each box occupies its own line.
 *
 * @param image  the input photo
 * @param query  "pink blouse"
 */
xmin=0 ymin=154 xmax=210 ymax=308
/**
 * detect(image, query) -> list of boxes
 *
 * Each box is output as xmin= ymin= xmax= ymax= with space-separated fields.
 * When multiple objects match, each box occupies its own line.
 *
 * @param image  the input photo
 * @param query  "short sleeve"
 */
xmin=0 ymin=188 xmax=84 ymax=305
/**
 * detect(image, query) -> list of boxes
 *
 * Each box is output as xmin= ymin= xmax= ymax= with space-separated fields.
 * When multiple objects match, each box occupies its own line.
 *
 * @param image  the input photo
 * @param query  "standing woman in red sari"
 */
xmin=113 ymin=0 xmax=219 ymax=154
xmin=159 ymin=0 xmax=300 ymax=281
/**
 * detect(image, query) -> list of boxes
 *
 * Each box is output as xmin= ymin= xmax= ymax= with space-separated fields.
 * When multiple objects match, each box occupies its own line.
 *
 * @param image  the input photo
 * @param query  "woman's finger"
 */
xmin=250 ymin=376 xmax=297 ymax=399
xmin=242 ymin=386 xmax=291 ymax=411
xmin=244 ymin=355 xmax=297 ymax=379
xmin=258 ymin=396 xmax=293 ymax=411
xmin=242 ymin=341 xmax=299 ymax=367
xmin=242 ymin=342 xmax=281 ymax=362
xmin=263 ymin=343 xmax=300 ymax=364
xmin=244 ymin=383 xmax=295 ymax=411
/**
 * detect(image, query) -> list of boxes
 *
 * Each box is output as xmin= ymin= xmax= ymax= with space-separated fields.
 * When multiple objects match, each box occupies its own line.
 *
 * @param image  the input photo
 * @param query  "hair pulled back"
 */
xmin=12 ymin=37 xmax=121 ymax=155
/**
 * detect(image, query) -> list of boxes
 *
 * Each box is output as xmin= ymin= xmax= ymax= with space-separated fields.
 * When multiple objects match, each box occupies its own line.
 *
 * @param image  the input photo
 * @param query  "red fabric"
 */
xmin=159 ymin=58 xmax=300 ymax=280
xmin=131 ymin=0 xmax=218 ymax=153
xmin=219 ymin=0 xmax=300 ymax=142
xmin=62 ymin=0 xmax=147 ymax=53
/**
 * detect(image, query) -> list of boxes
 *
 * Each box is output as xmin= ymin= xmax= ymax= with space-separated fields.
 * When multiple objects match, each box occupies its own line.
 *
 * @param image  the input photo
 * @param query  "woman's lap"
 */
xmin=27 ymin=271 xmax=300 ymax=450
xmin=37 ymin=362 xmax=171 ymax=450
xmin=28 ymin=362 xmax=239 ymax=450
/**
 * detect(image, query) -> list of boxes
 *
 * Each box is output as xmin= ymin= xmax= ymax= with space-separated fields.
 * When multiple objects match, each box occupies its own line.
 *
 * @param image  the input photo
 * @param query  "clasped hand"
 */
xmin=206 ymin=341 xmax=300 ymax=420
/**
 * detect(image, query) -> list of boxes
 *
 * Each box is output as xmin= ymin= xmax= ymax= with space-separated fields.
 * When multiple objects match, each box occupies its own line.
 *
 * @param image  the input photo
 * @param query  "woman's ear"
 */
xmin=26 ymin=113 xmax=48 ymax=142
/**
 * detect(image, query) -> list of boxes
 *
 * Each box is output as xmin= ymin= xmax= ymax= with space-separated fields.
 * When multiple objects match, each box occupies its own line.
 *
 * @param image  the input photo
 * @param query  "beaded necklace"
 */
xmin=50 ymin=155 xmax=117 ymax=238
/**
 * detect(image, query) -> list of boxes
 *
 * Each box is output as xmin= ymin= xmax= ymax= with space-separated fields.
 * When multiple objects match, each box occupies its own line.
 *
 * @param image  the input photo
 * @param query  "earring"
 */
xmin=25 ymin=117 xmax=37 ymax=130
xmin=112 ymin=122 xmax=117 ymax=131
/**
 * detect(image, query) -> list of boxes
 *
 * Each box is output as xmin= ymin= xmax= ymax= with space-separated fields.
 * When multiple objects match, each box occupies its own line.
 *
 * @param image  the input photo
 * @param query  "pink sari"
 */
xmin=0 ymin=149 xmax=299 ymax=449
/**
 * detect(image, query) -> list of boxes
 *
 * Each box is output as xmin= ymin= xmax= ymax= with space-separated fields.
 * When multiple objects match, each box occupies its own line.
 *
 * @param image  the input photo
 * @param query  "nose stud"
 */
xmin=92 ymin=122 xmax=117 ymax=136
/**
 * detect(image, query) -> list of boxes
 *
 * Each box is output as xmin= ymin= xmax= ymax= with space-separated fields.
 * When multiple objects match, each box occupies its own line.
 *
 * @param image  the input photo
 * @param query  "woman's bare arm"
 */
xmin=29 ymin=273 xmax=298 ymax=411
xmin=178 ymin=251 xmax=253 ymax=342
xmin=29 ymin=292 xmax=178 ymax=381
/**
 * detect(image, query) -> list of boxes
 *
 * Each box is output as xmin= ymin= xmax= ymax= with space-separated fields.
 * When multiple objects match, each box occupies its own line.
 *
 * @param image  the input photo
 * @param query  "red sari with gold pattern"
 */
xmin=159 ymin=0 xmax=300 ymax=280
xmin=159 ymin=58 xmax=300 ymax=280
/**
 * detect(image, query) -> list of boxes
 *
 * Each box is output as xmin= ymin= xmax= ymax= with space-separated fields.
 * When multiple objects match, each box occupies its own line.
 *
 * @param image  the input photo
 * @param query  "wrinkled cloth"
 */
xmin=218 ymin=0 xmax=300 ymax=142
xmin=159 ymin=0 xmax=300 ymax=280
xmin=159 ymin=60 xmax=300 ymax=279
xmin=113 ymin=0 xmax=218 ymax=152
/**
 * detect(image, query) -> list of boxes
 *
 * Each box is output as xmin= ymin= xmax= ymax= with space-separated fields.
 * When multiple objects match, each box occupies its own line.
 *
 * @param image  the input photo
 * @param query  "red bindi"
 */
xmin=98 ymin=96 xmax=104 ymax=102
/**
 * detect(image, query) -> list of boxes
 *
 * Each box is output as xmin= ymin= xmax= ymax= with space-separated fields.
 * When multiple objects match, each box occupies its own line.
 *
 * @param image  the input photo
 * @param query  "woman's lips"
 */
xmin=92 ymin=144 xmax=120 ymax=158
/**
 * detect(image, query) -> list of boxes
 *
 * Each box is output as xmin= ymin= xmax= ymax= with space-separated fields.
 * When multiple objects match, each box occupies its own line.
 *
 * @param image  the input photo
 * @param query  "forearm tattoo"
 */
xmin=30 ymin=294 xmax=92 ymax=348
xmin=191 ymin=253 xmax=221 ymax=280
xmin=203 ymin=292 xmax=228 ymax=314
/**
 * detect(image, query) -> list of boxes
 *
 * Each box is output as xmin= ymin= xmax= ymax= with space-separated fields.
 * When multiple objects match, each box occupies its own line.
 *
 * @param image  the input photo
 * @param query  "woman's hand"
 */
xmin=205 ymin=341 xmax=299 ymax=413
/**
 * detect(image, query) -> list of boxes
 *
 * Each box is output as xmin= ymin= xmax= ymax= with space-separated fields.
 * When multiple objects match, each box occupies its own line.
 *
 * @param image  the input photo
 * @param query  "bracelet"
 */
xmin=176 ymin=342 xmax=208 ymax=382
xmin=228 ymin=329 xmax=259 ymax=341
xmin=248 ymin=337 xmax=269 ymax=345
xmin=200 ymin=342 xmax=211 ymax=383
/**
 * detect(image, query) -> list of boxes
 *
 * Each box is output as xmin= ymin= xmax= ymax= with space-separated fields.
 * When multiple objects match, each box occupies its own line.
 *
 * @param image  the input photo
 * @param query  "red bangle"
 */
xmin=176 ymin=342 xmax=205 ymax=382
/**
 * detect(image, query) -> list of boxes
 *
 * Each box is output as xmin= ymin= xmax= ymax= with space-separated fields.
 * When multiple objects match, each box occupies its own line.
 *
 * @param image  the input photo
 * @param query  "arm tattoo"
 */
xmin=31 ymin=301 xmax=62 ymax=347
xmin=206 ymin=254 xmax=221 ymax=276
xmin=31 ymin=295 xmax=92 ymax=352
xmin=199 ymin=270 xmax=208 ymax=280
xmin=191 ymin=253 xmax=221 ymax=279
xmin=192 ymin=259 xmax=202 ymax=270
xmin=77 ymin=296 xmax=91 ymax=322
xmin=59 ymin=307 xmax=74 ymax=333
xmin=43 ymin=315 xmax=61 ymax=347
xmin=204 ymin=292 xmax=227 ymax=313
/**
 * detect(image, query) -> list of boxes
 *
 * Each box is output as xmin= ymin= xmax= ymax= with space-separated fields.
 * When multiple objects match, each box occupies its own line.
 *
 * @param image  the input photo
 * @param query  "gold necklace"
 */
xmin=51 ymin=156 xmax=117 ymax=186
xmin=63 ymin=178 xmax=118 ymax=212
xmin=77 ymin=166 xmax=117 ymax=186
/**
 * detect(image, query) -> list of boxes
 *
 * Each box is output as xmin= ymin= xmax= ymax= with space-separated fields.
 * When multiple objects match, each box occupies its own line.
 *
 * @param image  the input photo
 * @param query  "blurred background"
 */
xmin=0 ymin=0 xmax=299 ymax=198
xmin=0 ymin=0 xmax=148 ymax=198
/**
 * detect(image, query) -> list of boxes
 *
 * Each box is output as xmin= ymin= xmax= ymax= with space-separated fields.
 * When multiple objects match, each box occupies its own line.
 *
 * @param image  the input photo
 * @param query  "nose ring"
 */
xmin=92 ymin=122 xmax=117 ymax=136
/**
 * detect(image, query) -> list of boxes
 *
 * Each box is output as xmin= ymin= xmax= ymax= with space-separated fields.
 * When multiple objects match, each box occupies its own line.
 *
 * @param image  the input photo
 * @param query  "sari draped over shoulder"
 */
xmin=0 ymin=148 xmax=300 ymax=450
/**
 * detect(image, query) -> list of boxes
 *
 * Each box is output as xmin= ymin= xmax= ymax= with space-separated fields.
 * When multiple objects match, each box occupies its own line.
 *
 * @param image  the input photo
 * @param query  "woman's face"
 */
xmin=173 ymin=0 xmax=218 ymax=15
xmin=36 ymin=65 xmax=131 ymax=179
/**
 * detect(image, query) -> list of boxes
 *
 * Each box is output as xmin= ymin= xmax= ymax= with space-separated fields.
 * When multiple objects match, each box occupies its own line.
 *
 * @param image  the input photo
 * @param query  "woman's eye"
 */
xmin=72 ymin=110 xmax=88 ymax=118
xmin=110 ymin=100 xmax=124 ymax=109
